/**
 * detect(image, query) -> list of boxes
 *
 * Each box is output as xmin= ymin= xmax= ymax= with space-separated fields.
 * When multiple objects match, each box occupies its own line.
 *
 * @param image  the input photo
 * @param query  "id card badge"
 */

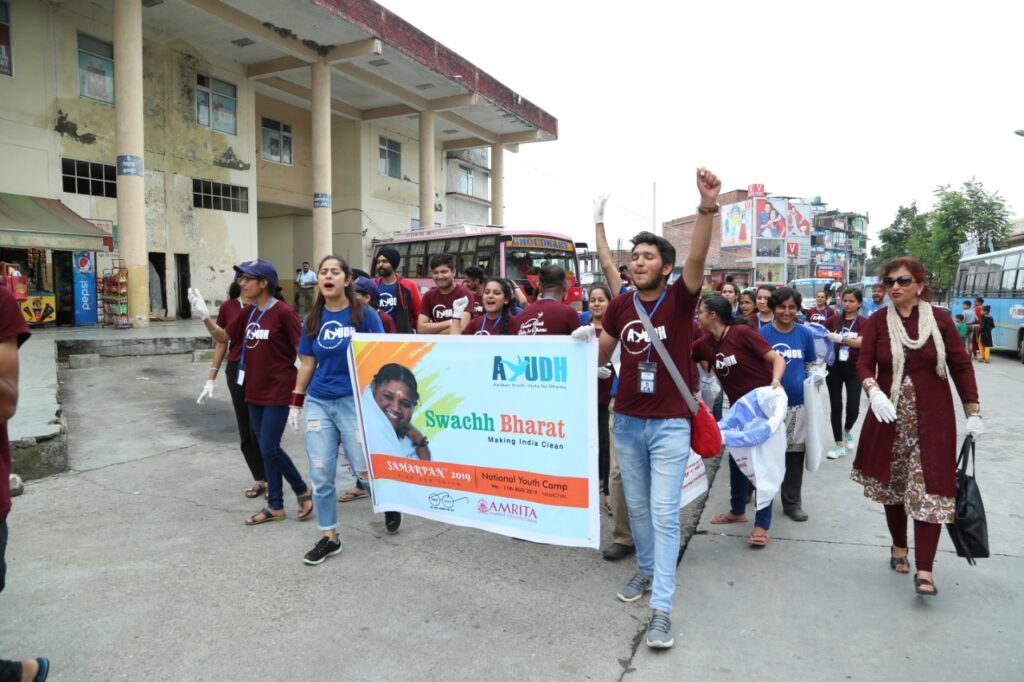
xmin=236 ymin=369 xmax=245 ymax=386
xmin=637 ymin=361 xmax=658 ymax=395
xmin=839 ymin=346 xmax=850 ymax=362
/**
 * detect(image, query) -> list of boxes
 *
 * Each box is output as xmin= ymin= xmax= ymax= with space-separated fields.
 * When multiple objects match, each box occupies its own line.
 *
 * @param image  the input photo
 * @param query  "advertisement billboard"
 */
xmin=721 ymin=200 xmax=753 ymax=250
xmin=73 ymin=251 xmax=97 ymax=325
xmin=786 ymin=203 xmax=812 ymax=238
xmin=755 ymin=198 xmax=789 ymax=239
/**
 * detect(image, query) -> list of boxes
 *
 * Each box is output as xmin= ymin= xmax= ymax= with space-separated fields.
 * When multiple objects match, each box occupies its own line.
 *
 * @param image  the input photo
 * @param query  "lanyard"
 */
xmin=842 ymin=316 xmax=858 ymax=334
xmin=483 ymin=315 xmax=503 ymax=335
xmin=632 ymin=287 xmax=668 ymax=362
xmin=239 ymin=299 xmax=276 ymax=369
xmin=758 ymin=314 xmax=773 ymax=330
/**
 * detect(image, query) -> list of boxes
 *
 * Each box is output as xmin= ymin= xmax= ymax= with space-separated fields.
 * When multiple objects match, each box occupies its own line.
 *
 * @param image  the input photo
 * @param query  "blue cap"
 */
xmin=233 ymin=258 xmax=279 ymax=291
xmin=354 ymin=276 xmax=380 ymax=306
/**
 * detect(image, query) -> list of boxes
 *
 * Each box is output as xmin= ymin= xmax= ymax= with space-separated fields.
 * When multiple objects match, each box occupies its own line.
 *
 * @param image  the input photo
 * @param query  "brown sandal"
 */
xmin=244 ymin=482 xmax=267 ymax=499
xmin=914 ymin=573 xmax=938 ymax=596
xmin=747 ymin=529 xmax=769 ymax=547
xmin=297 ymin=493 xmax=314 ymax=521
xmin=245 ymin=507 xmax=285 ymax=525
xmin=710 ymin=512 xmax=748 ymax=525
xmin=889 ymin=547 xmax=910 ymax=574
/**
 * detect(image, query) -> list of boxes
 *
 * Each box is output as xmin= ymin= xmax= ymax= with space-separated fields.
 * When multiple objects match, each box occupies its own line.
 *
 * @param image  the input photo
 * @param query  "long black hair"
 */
xmin=304 ymin=255 xmax=364 ymax=338
xmin=702 ymin=295 xmax=739 ymax=325
xmin=228 ymin=281 xmax=241 ymax=300
xmin=483 ymin=276 xmax=517 ymax=336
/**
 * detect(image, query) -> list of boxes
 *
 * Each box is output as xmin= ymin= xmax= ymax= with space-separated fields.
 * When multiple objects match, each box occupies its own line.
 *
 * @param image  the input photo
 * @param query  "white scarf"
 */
xmin=886 ymin=300 xmax=946 ymax=410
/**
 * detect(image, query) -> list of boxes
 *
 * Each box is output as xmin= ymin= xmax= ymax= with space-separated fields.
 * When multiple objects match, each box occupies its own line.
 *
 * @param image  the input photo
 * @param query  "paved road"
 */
xmin=2 ymin=350 xmax=1020 ymax=680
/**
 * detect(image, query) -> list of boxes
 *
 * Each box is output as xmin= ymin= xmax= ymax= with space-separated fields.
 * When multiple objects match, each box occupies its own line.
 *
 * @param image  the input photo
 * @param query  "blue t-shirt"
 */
xmin=759 ymin=323 xmax=817 ymax=406
xmin=299 ymin=306 xmax=383 ymax=400
xmin=579 ymin=310 xmax=593 ymax=325
xmin=378 ymin=281 xmax=399 ymax=319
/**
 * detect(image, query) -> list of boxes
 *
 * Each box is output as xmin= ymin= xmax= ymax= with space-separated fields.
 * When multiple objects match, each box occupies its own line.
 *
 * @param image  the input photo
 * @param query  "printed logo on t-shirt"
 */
xmin=518 ymin=311 xmax=545 ymax=335
xmin=379 ymin=292 xmax=397 ymax=313
xmin=317 ymin=320 xmax=353 ymax=350
xmin=771 ymin=342 xmax=803 ymax=363
xmin=620 ymin=320 xmax=667 ymax=355
xmin=432 ymin=304 xmax=456 ymax=321
xmin=245 ymin=322 xmax=269 ymax=349
xmin=715 ymin=353 xmax=738 ymax=376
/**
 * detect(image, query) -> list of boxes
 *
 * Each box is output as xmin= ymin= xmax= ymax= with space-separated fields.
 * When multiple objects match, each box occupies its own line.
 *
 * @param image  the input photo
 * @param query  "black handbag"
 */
xmin=945 ymin=435 xmax=989 ymax=565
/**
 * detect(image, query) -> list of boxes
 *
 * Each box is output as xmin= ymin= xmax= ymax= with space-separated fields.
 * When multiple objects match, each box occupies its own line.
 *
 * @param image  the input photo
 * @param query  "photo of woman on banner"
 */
xmin=361 ymin=363 xmax=432 ymax=462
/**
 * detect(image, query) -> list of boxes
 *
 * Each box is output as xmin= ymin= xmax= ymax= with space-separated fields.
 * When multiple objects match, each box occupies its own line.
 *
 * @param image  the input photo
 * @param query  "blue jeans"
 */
xmin=613 ymin=414 xmax=691 ymax=613
xmin=729 ymin=456 xmax=772 ymax=529
xmin=305 ymin=395 xmax=366 ymax=531
xmin=248 ymin=404 xmax=307 ymax=511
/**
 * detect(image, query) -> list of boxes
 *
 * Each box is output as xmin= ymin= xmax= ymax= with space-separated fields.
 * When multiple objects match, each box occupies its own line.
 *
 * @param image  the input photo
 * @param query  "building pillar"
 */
xmin=311 ymin=60 xmax=332 ymax=264
xmin=419 ymin=110 xmax=434 ymax=229
xmin=113 ymin=0 xmax=148 ymax=327
xmin=490 ymin=143 xmax=504 ymax=226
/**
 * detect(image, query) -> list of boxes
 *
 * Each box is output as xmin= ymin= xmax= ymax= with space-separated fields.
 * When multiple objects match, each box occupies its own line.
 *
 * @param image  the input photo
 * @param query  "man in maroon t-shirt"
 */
xmin=585 ymin=167 xmax=722 ymax=650
xmin=0 ymin=285 xmax=48 ymax=681
xmin=417 ymin=254 xmax=474 ymax=334
xmin=517 ymin=265 xmax=581 ymax=336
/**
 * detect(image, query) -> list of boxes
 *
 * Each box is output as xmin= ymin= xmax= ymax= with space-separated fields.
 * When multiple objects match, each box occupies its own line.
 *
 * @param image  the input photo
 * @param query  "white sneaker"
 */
xmin=827 ymin=445 xmax=845 ymax=460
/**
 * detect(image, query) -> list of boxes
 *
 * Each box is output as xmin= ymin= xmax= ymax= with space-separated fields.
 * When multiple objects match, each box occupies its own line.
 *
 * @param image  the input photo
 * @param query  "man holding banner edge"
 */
xmin=576 ymin=167 xmax=721 ymax=649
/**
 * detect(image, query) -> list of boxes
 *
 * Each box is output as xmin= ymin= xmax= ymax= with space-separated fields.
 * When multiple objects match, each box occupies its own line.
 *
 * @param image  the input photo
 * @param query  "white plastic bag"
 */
xmin=730 ymin=426 xmax=787 ymax=510
xmin=803 ymin=369 xmax=829 ymax=472
xmin=679 ymin=451 xmax=708 ymax=509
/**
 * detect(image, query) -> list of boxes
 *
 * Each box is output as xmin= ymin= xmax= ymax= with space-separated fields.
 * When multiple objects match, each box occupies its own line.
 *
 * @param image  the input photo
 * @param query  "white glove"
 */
xmin=188 ymin=288 xmax=210 ymax=321
xmin=288 ymin=406 xmax=302 ymax=433
xmin=826 ymin=332 xmax=844 ymax=344
xmin=966 ymin=415 xmax=984 ymax=440
xmin=593 ymin=192 xmax=610 ymax=224
xmin=196 ymin=380 xmax=215 ymax=405
xmin=597 ymin=366 xmax=612 ymax=380
xmin=869 ymin=389 xmax=897 ymax=424
xmin=451 ymin=296 xmax=469 ymax=317
xmin=571 ymin=325 xmax=595 ymax=343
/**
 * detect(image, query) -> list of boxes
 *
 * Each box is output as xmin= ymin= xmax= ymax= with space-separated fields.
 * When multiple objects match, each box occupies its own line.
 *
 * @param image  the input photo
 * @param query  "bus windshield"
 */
xmin=505 ymin=248 xmax=578 ymax=282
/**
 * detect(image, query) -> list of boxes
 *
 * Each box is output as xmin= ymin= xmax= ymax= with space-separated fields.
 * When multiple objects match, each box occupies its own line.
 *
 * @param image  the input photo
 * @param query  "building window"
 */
xmin=457 ymin=166 xmax=473 ymax=195
xmin=379 ymin=136 xmax=401 ymax=179
xmin=192 ymin=178 xmax=248 ymax=213
xmin=196 ymin=74 xmax=237 ymax=135
xmin=260 ymin=117 xmax=292 ymax=164
xmin=78 ymin=34 xmax=114 ymax=104
xmin=61 ymin=157 xmax=116 ymax=198
xmin=0 ymin=2 xmax=13 ymax=78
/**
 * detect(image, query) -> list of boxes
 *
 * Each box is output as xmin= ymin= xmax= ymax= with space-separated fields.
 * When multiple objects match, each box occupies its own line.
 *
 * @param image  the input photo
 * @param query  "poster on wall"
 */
xmin=787 ymin=203 xmax=813 ymax=237
xmin=350 ymin=335 xmax=600 ymax=548
xmin=721 ymin=200 xmax=753 ymax=249
xmin=755 ymin=198 xmax=789 ymax=239
xmin=73 ymin=251 xmax=97 ymax=326
xmin=755 ymin=263 xmax=785 ymax=284
xmin=0 ymin=13 xmax=12 ymax=78
xmin=78 ymin=52 xmax=114 ymax=104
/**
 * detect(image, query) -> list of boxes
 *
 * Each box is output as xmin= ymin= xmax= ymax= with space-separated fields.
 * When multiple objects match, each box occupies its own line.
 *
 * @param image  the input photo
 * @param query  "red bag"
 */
xmin=690 ymin=396 xmax=723 ymax=458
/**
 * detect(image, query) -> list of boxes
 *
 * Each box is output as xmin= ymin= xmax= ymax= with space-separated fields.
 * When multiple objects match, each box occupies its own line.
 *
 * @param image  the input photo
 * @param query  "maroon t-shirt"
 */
xmin=602 ymin=280 xmax=698 ymax=418
xmin=826 ymin=314 xmax=863 ymax=365
xmin=692 ymin=323 xmax=773 ymax=403
xmin=225 ymin=300 xmax=301 ymax=406
xmin=517 ymin=298 xmax=581 ymax=336
xmin=807 ymin=306 xmax=836 ymax=325
xmin=378 ymin=309 xmax=396 ymax=334
xmin=596 ymin=327 xmax=613 ymax=405
xmin=470 ymin=294 xmax=485 ymax=318
xmin=215 ymin=298 xmax=246 ymax=363
xmin=462 ymin=313 xmax=521 ymax=336
xmin=0 ymin=286 xmax=31 ymax=520
xmin=421 ymin=284 xmax=475 ymax=324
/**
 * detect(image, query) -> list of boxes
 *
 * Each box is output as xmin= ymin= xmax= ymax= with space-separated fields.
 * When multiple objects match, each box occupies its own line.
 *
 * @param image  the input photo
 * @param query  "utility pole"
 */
xmin=652 ymin=182 xmax=657 ymax=235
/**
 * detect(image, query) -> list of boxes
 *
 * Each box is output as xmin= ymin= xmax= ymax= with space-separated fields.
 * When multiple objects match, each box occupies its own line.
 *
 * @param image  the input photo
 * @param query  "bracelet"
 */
xmin=289 ymin=392 xmax=306 ymax=408
xmin=698 ymin=203 xmax=720 ymax=216
xmin=862 ymin=378 xmax=879 ymax=394
xmin=210 ymin=366 xmax=220 ymax=373
xmin=964 ymin=403 xmax=981 ymax=417
xmin=414 ymin=436 xmax=430 ymax=448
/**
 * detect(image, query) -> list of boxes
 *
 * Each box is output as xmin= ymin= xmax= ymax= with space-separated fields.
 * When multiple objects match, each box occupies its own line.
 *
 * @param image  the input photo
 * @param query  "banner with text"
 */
xmin=349 ymin=334 xmax=599 ymax=548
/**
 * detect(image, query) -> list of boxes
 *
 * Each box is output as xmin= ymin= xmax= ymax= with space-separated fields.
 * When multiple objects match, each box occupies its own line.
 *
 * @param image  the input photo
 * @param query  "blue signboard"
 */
xmin=73 ymin=251 xmax=98 ymax=325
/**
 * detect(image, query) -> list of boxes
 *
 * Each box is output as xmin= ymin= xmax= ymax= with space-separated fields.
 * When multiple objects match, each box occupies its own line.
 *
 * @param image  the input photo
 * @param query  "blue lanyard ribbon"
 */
xmin=483 ymin=315 xmax=503 ymax=335
xmin=239 ymin=299 xmax=276 ymax=369
xmin=632 ymin=287 xmax=668 ymax=363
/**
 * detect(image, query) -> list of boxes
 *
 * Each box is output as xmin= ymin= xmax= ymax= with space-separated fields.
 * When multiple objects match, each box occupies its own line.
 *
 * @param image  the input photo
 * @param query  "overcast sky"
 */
xmin=379 ymin=0 xmax=1024 ymax=252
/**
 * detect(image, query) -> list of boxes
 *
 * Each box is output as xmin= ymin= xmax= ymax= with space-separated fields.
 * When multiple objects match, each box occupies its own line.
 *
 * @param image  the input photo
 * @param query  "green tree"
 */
xmin=867 ymin=202 xmax=928 ymax=274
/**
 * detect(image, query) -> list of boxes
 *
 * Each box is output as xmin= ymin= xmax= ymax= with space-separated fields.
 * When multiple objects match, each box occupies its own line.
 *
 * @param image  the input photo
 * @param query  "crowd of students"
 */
xmin=182 ymin=167 xmax=984 ymax=652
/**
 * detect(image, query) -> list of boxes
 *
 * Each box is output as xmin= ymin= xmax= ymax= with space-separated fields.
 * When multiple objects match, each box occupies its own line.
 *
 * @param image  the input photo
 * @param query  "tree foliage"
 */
xmin=868 ymin=180 xmax=1012 ymax=298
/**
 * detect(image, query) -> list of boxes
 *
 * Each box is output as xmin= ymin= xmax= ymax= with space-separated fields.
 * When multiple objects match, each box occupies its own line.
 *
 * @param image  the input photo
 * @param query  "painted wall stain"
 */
xmin=213 ymin=147 xmax=251 ymax=171
xmin=54 ymin=109 xmax=97 ymax=144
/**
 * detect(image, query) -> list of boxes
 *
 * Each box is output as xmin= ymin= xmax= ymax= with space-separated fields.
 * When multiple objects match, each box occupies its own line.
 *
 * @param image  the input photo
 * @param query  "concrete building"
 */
xmin=0 ymin=0 xmax=556 ymax=324
xmin=811 ymin=210 xmax=869 ymax=284
xmin=663 ymin=187 xmax=751 ymax=276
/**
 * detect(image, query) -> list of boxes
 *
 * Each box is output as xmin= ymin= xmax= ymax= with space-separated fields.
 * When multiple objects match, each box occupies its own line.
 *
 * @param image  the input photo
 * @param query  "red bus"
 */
xmin=369 ymin=225 xmax=584 ymax=308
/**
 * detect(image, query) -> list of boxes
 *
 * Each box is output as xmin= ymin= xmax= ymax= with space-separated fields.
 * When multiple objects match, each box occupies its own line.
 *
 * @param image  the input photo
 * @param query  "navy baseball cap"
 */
xmin=353 ymin=276 xmax=380 ymax=300
xmin=233 ymin=258 xmax=279 ymax=290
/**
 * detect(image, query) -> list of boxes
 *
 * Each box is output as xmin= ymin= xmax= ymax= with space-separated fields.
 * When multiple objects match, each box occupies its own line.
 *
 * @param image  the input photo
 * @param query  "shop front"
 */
xmin=0 ymin=193 xmax=112 ymax=326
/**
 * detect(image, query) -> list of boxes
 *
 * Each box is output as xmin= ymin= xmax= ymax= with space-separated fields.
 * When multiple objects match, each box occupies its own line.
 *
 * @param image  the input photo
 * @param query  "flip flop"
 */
xmin=747 ymin=529 xmax=769 ymax=547
xmin=244 ymin=482 xmax=267 ymax=499
xmin=34 ymin=658 xmax=49 ymax=682
xmin=245 ymin=507 xmax=285 ymax=525
xmin=297 ymin=493 xmax=314 ymax=521
xmin=710 ymin=512 xmax=748 ymax=525
xmin=890 ymin=547 xmax=911 ymax=574
xmin=914 ymin=573 xmax=938 ymax=596
xmin=338 ymin=488 xmax=369 ymax=503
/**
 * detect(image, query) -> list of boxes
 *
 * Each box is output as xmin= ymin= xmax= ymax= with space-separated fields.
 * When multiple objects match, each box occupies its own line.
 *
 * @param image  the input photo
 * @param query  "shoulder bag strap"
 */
xmin=633 ymin=297 xmax=699 ymax=413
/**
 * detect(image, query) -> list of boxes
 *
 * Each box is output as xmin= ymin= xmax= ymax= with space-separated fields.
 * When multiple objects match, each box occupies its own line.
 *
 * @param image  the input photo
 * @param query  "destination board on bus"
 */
xmin=509 ymin=237 xmax=573 ymax=251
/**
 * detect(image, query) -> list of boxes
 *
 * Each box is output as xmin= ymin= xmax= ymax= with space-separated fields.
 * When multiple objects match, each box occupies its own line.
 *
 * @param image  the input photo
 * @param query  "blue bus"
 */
xmin=789 ymin=277 xmax=841 ymax=311
xmin=953 ymin=244 xmax=1024 ymax=362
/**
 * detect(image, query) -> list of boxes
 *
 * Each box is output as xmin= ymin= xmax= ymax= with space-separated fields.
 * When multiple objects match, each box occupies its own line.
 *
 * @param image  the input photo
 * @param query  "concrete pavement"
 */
xmin=1 ymin=349 xmax=1020 ymax=680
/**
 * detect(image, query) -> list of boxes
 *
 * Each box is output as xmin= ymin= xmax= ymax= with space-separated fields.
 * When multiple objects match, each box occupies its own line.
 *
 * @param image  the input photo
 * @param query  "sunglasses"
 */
xmin=882 ymin=275 xmax=916 ymax=288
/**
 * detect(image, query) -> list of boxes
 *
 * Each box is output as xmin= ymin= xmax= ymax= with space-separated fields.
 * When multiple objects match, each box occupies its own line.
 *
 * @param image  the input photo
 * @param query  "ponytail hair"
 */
xmin=304 ymin=255 xmax=365 ymax=338
xmin=484 ymin=276 xmax=516 ymax=336
xmin=703 ymin=295 xmax=738 ymax=325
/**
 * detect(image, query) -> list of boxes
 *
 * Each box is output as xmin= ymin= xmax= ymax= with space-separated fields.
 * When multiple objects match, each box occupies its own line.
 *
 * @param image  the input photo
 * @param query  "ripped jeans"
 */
xmin=305 ymin=394 xmax=367 ymax=531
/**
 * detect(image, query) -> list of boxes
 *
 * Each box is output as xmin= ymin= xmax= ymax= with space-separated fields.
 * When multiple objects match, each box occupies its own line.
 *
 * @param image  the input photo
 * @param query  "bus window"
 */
xmin=462 ymin=237 xmax=477 ymax=253
xmin=476 ymin=252 xmax=493 ymax=276
xmin=1000 ymin=254 xmax=1019 ymax=292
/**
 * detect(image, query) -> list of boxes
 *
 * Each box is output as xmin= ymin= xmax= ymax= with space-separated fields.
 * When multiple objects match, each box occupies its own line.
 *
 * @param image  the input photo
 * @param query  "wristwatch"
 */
xmin=414 ymin=436 xmax=429 ymax=449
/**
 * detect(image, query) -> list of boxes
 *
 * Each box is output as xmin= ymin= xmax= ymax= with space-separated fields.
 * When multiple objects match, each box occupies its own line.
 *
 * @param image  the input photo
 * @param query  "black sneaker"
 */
xmin=384 ymin=511 xmax=403 ymax=534
xmin=303 ymin=536 xmax=342 ymax=565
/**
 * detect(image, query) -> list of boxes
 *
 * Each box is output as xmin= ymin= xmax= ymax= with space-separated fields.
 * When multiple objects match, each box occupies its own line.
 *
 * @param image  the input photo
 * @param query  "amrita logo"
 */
xmin=492 ymin=355 xmax=567 ymax=383
xmin=476 ymin=498 xmax=539 ymax=522
xmin=245 ymin=323 xmax=269 ymax=349
xmin=620 ymin=320 xmax=667 ymax=355
xmin=317 ymin=320 xmax=352 ymax=350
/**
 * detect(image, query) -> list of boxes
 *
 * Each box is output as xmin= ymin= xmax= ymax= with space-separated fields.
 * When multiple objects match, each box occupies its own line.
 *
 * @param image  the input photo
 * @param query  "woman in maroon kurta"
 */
xmin=852 ymin=257 xmax=982 ymax=597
